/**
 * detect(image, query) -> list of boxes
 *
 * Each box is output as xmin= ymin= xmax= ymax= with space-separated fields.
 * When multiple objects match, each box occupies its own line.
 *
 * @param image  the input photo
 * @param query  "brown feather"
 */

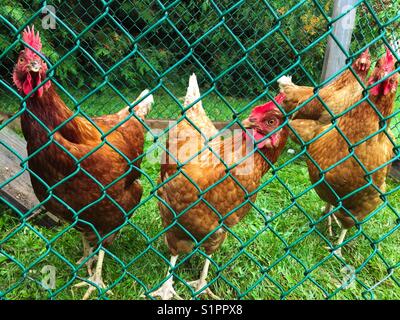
xmin=305 ymin=90 xmax=397 ymax=229
xmin=21 ymin=85 xmax=147 ymax=246
xmin=158 ymin=105 xmax=288 ymax=255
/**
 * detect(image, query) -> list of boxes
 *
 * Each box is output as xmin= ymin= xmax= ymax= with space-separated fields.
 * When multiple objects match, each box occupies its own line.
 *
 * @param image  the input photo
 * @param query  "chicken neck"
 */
xmin=336 ymin=91 xmax=396 ymax=139
xmin=21 ymin=85 xmax=100 ymax=144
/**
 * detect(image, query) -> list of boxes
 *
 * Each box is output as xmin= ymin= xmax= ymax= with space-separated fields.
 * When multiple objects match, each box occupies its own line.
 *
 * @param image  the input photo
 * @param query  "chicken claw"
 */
xmin=188 ymin=279 xmax=221 ymax=300
xmin=327 ymin=216 xmax=333 ymax=237
xmin=325 ymin=229 xmax=348 ymax=258
xmin=148 ymin=278 xmax=182 ymax=300
xmin=73 ymin=249 xmax=112 ymax=300
xmin=76 ymin=236 xmax=97 ymax=276
xmin=76 ymin=254 xmax=97 ymax=276
xmin=74 ymin=274 xmax=111 ymax=300
xmin=188 ymin=256 xmax=221 ymax=300
xmin=147 ymin=255 xmax=182 ymax=300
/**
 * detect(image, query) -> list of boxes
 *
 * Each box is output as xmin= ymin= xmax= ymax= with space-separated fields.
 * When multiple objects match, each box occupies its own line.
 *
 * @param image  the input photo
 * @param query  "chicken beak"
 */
xmin=242 ymin=118 xmax=254 ymax=129
xmin=359 ymin=58 xmax=368 ymax=71
xmin=28 ymin=60 xmax=41 ymax=73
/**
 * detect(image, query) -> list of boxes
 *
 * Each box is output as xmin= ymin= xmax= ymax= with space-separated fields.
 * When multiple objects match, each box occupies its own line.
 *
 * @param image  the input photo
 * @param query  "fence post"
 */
xmin=321 ymin=0 xmax=358 ymax=81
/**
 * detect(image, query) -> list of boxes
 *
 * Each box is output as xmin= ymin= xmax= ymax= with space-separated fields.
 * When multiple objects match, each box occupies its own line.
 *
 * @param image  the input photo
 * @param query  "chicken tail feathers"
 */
xmin=183 ymin=73 xmax=217 ymax=138
xmin=184 ymin=73 xmax=204 ymax=116
xmin=133 ymin=89 xmax=154 ymax=119
xmin=278 ymin=75 xmax=295 ymax=91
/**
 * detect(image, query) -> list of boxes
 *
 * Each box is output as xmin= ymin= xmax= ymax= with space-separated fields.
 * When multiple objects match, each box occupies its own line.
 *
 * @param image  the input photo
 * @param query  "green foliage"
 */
xmin=0 ymin=0 xmax=397 ymax=109
xmin=0 ymin=0 xmax=334 ymax=98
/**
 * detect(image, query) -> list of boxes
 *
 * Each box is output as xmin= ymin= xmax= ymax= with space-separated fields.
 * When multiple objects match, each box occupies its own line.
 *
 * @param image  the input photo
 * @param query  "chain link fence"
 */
xmin=0 ymin=0 xmax=399 ymax=299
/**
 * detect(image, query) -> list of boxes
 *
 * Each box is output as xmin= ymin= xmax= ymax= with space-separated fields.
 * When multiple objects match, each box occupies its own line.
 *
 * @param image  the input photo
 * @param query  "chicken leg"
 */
xmin=149 ymin=255 xmax=182 ymax=300
xmin=324 ymin=204 xmax=340 ymax=237
xmin=325 ymin=207 xmax=348 ymax=258
xmin=324 ymin=204 xmax=334 ymax=236
xmin=76 ymin=235 xmax=96 ymax=276
xmin=73 ymin=249 xmax=112 ymax=300
xmin=325 ymin=222 xmax=348 ymax=258
xmin=334 ymin=229 xmax=348 ymax=258
xmin=188 ymin=255 xmax=221 ymax=300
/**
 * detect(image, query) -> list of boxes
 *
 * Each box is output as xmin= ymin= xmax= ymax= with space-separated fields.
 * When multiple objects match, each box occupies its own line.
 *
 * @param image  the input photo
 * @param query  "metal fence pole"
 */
xmin=321 ymin=0 xmax=358 ymax=81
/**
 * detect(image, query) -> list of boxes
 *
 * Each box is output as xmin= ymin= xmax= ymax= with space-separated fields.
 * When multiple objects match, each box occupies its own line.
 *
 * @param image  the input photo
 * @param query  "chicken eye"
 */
xmin=267 ymin=119 xmax=276 ymax=126
xmin=19 ymin=57 xmax=24 ymax=63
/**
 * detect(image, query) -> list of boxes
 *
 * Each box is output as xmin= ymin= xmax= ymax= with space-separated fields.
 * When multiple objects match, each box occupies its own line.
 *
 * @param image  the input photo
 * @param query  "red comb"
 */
xmin=385 ymin=47 xmax=395 ymax=66
xmin=22 ymin=25 xmax=42 ymax=52
xmin=253 ymin=93 xmax=285 ymax=114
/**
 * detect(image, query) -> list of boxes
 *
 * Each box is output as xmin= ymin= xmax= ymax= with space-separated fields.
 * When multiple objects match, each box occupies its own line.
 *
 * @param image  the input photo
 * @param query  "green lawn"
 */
xmin=0 ymin=87 xmax=399 ymax=300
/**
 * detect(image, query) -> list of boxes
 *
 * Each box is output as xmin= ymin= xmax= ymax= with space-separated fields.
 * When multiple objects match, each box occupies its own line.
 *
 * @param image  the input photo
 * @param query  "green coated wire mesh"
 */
xmin=0 ymin=0 xmax=399 ymax=300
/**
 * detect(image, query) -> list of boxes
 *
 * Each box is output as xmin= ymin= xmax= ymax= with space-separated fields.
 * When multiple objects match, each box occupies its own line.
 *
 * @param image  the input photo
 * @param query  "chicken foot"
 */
xmin=325 ymin=221 xmax=348 ymax=258
xmin=73 ymin=249 xmax=112 ymax=300
xmin=76 ymin=235 xmax=97 ymax=276
xmin=324 ymin=204 xmax=341 ymax=237
xmin=188 ymin=255 xmax=221 ymax=300
xmin=323 ymin=204 xmax=347 ymax=257
xmin=149 ymin=255 xmax=182 ymax=300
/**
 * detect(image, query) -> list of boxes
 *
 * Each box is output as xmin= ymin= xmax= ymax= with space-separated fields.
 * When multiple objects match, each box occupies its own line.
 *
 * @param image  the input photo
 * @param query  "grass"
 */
xmin=0 ymin=87 xmax=399 ymax=300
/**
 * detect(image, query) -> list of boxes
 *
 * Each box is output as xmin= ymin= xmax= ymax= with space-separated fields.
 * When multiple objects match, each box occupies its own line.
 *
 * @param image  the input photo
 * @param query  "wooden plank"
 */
xmin=321 ymin=0 xmax=358 ymax=81
xmin=0 ymin=117 xmax=233 ymax=132
xmin=0 ymin=127 xmax=61 ymax=227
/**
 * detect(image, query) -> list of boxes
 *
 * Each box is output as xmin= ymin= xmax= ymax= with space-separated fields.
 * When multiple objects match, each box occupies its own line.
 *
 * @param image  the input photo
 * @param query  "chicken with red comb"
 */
xmin=12 ymin=25 xmax=154 ymax=299
xmin=13 ymin=25 xmax=51 ymax=97
xmin=149 ymin=74 xmax=288 ymax=300
xmin=278 ymin=48 xmax=372 ymax=122
xmin=242 ymin=93 xmax=286 ymax=149
xmin=290 ymin=47 xmax=398 ymax=257
xmin=368 ymin=47 xmax=397 ymax=96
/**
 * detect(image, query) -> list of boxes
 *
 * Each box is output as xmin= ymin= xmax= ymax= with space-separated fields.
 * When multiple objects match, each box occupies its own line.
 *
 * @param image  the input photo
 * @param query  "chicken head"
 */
xmin=13 ymin=25 xmax=51 ymax=97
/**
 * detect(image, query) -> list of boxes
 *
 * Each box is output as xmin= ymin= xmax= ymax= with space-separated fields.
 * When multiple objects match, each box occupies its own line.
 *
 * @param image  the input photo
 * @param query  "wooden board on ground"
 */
xmin=0 ymin=127 xmax=61 ymax=228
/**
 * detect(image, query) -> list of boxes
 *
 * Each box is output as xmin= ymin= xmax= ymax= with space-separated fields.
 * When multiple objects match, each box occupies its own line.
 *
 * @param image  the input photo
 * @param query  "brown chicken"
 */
xmin=288 ymin=48 xmax=398 ymax=256
xmin=12 ymin=26 xmax=153 ymax=299
xmin=150 ymin=74 xmax=288 ymax=299
xmin=278 ymin=48 xmax=371 ymax=122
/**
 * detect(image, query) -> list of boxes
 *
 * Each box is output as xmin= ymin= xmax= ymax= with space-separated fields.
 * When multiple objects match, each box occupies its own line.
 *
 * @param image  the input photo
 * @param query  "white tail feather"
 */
xmin=181 ymin=73 xmax=218 ymax=138
xmin=278 ymin=75 xmax=294 ymax=91
xmin=184 ymin=73 xmax=202 ymax=109
xmin=134 ymin=89 xmax=154 ymax=118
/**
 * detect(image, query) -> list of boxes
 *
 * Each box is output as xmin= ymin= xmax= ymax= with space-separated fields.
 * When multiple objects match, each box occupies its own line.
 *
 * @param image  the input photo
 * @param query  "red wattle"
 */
xmin=270 ymin=134 xmax=278 ymax=147
xmin=253 ymin=130 xmax=267 ymax=149
xmin=383 ymin=81 xmax=391 ymax=95
xmin=23 ymin=73 xmax=33 ymax=95
xmin=36 ymin=72 xmax=43 ymax=97
xmin=370 ymin=84 xmax=380 ymax=96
